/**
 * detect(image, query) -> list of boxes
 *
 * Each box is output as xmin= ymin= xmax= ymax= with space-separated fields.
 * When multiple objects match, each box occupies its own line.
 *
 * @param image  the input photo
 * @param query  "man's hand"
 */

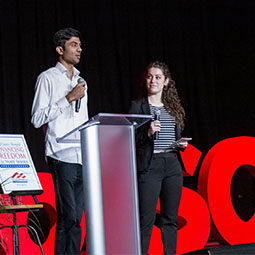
xmin=66 ymin=81 xmax=86 ymax=103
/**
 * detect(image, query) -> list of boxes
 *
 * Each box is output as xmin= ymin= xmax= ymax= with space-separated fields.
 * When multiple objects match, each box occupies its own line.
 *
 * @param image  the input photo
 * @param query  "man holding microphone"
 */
xmin=31 ymin=27 xmax=88 ymax=255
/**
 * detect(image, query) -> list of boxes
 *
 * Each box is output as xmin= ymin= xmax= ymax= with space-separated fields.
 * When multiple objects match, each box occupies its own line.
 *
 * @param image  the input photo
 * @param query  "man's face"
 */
xmin=58 ymin=36 xmax=82 ymax=65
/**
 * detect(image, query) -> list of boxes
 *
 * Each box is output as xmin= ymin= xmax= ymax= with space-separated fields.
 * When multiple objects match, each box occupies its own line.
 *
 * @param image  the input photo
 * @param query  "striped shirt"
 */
xmin=149 ymin=104 xmax=176 ymax=150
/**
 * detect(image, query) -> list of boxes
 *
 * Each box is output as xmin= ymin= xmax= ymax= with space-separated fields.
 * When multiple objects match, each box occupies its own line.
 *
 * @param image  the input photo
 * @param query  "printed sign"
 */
xmin=0 ymin=134 xmax=42 ymax=194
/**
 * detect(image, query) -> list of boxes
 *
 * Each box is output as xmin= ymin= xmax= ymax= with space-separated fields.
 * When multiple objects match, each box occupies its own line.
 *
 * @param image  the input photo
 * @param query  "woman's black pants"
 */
xmin=137 ymin=152 xmax=183 ymax=255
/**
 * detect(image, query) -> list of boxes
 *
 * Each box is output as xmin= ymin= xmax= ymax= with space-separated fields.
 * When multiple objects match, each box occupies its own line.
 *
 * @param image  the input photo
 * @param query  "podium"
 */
xmin=57 ymin=113 xmax=152 ymax=255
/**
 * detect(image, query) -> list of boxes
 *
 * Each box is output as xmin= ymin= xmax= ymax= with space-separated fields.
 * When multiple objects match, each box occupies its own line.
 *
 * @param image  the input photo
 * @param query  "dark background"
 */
xmin=1 ymin=0 xmax=255 ymax=175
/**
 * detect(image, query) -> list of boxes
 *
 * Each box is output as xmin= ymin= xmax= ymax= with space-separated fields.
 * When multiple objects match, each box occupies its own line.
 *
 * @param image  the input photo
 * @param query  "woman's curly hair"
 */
xmin=139 ymin=60 xmax=185 ymax=130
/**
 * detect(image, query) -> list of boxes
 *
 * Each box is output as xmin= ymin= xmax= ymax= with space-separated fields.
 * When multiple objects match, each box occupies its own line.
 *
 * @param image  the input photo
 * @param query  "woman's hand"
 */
xmin=176 ymin=140 xmax=188 ymax=149
xmin=148 ymin=120 xmax=161 ymax=137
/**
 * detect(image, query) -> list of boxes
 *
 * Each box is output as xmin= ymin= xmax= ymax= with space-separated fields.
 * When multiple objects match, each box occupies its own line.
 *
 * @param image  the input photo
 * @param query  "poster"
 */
xmin=0 ymin=134 xmax=42 ymax=194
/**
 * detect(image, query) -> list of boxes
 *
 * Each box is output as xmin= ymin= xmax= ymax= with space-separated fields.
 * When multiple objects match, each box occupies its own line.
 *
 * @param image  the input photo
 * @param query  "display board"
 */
xmin=0 ymin=134 xmax=42 ymax=194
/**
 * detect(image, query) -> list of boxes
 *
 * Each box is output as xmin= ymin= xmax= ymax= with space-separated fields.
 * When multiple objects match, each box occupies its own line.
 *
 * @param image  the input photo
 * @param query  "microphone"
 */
xmin=75 ymin=77 xmax=85 ymax=113
xmin=154 ymin=109 xmax=161 ymax=140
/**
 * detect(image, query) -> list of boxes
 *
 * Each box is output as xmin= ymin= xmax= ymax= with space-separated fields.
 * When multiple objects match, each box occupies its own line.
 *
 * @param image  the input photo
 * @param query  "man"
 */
xmin=31 ymin=28 xmax=88 ymax=254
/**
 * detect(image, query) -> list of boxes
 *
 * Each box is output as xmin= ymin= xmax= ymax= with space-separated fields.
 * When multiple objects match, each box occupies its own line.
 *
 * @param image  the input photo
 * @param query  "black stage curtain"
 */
xmin=1 ymin=0 xmax=255 ymax=172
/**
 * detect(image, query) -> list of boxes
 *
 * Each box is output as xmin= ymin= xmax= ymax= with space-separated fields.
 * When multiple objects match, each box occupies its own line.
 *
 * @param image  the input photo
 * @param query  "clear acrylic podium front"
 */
xmin=57 ymin=113 xmax=152 ymax=255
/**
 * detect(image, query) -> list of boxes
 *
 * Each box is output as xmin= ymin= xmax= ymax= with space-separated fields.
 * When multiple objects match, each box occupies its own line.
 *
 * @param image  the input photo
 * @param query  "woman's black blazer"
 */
xmin=129 ymin=97 xmax=186 ymax=172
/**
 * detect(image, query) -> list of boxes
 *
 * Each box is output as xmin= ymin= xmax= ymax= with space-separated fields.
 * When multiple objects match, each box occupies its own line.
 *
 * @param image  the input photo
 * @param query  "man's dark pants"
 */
xmin=48 ymin=157 xmax=84 ymax=255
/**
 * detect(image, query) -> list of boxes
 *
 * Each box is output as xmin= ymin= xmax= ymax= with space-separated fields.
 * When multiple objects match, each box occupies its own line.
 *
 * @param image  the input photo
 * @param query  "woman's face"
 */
xmin=145 ymin=67 xmax=169 ymax=96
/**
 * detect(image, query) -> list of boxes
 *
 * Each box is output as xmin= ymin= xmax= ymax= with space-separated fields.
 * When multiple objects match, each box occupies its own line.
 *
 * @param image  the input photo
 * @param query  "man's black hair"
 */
xmin=53 ymin=27 xmax=81 ymax=50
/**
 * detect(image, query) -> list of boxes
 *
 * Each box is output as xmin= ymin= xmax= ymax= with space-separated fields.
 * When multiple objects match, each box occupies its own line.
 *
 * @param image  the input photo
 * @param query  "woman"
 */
xmin=129 ymin=61 xmax=188 ymax=254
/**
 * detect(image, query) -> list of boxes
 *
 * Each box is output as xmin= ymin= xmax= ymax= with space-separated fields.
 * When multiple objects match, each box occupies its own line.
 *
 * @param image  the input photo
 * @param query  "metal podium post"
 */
xmin=80 ymin=125 xmax=106 ymax=255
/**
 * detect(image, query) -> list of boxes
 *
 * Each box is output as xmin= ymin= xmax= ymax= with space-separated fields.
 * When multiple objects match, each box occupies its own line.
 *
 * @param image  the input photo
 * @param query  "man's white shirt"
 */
xmin=31 ymin=62 xmax=89 ymax=164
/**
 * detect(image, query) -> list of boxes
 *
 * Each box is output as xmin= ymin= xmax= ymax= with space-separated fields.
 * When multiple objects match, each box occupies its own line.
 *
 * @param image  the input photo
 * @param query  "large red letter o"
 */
xmin=198 ymin=136 xmax=255 ymax=244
